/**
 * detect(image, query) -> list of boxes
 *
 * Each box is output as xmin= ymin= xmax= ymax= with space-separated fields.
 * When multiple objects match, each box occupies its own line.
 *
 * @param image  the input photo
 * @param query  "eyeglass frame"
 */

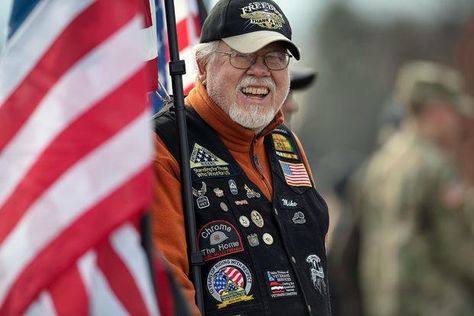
xmin=213 ymin=50 xmax=292 ymax=71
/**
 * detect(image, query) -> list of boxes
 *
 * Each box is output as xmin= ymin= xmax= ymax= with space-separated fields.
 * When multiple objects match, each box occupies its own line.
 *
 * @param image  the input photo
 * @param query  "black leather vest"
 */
xmin=155 ymin=107 xmax=331 ymax=316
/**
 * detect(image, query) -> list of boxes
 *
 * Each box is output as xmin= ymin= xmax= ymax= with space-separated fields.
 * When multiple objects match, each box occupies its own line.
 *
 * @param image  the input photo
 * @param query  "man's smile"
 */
xmin=241 ymin=86 xmax=270 ymax=98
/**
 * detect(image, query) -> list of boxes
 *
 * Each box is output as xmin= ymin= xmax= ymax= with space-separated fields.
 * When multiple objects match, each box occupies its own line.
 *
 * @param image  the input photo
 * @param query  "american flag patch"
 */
xmin=279 ymin=161 xmax=312 ymax=187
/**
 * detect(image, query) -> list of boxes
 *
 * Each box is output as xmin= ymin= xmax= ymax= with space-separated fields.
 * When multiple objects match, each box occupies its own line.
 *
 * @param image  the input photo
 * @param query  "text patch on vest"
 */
xmin=265 ymin=270 xmax=298 ymax=299
xmin=190 ymin=143 xmax=234 ymax=178
xmin=199 ymin=220 xmax=244 ymax=261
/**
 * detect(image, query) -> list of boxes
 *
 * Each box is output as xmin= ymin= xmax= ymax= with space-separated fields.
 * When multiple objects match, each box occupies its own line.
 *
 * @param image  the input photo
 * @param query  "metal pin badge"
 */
xmin=250 ymin=210 xmax=264 ymax=228
xmin=213 ymin=187 xmax=224 ymax=197
xmin=228 ymin=179 xmax=238 ymax=195
xmin=234 ymin=199 xmax=249 ymax=206
xmin=220 ymin=202 xmax=229 ymax=212
xmin=247 ymin=233 xmax=259 ymax=247
xmin=192 ymin=182 xmax=210 ymax=209
xmin=292 ymin=211 xmax=306 ymax=224
xmin=244 ymin=184 xmax=261 ymax=199
xmin=262 ymin=233 xmax=274 ymax=245
xmin=239 ymin=216 xmax=250 ymax=227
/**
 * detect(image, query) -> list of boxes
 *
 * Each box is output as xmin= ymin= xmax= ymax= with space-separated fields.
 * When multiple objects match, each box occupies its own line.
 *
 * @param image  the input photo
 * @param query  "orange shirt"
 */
xmin=151 ymin=81 xmax=313 ymax=315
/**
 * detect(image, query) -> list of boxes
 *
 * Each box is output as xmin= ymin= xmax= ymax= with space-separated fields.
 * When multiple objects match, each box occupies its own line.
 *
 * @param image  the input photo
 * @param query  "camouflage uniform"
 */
xmin=357 ymin=61 xmax=474 ymax=316
xmin=358 ymin=123 xmax=474 ymax=316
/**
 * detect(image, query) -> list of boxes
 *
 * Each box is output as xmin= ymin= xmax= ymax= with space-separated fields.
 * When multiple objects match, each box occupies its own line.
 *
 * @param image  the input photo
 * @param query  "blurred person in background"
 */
xmin=457 ymin=16 xmax=474 ymax=186
xmin=282 ymin=69 xmax=317 ymax=127
xmin=354 ymin=60 xmax=474 ymax=316
xmin=456 ymin=96 xmax=474 ymax=187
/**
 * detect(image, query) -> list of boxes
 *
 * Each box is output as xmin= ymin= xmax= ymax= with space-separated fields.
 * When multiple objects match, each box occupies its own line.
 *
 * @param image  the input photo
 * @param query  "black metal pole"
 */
xmin=140 ymin=212 xmax=156 ymax=294
xmin=163 ymin=0 xmax=205 ymax=314
xmin=196 ymin=0 xmax=208 ymax=26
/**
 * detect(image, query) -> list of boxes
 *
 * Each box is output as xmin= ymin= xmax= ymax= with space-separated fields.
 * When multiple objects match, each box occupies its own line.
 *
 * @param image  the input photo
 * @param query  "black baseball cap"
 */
xmin=290 ymin=69 xmax=317 ymax=90
xmin=200 ymin=0 xmax=301 ymax=60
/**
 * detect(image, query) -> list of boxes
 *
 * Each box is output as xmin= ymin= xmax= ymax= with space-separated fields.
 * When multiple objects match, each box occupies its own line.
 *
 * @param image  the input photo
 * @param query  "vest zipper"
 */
xmin=250 ymin=136 xmax=272 ymax=194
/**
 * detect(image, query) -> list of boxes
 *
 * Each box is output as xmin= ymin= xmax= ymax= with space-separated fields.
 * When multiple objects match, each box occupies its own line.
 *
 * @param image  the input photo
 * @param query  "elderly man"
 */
xmin=152 ymin=1 xmax=331 ymax=315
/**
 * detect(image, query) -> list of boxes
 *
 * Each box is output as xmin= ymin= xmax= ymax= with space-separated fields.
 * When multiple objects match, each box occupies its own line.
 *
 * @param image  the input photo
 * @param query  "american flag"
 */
xmin=214 ymin=272 xmax=229 ymax=295
xmin=0 ymin=0 xmax=161 ymax=315
xmin=190 ymin=143 xmax=226 ymax=168
xmin=224 ymin=266 xmax=244 ymax=288
xmin=266 ymin=272 xmax=284 ymax=294
xmin=214 ymin=266 xmax=244 ymax=295
xmin=279 ymin=161 xmax=312 ymax=187
xmin=270 ymin=281 xmax=285 ymax=294
xmin=143 ymin=0 xmax=159 ymax=91
xmin=196 ymin=148 xmax=218 ymax=164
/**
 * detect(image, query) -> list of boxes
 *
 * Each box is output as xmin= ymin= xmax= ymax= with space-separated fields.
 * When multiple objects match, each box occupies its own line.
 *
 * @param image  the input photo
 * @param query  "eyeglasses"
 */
xmin=214 ymin=50 xmax=292 ymax=71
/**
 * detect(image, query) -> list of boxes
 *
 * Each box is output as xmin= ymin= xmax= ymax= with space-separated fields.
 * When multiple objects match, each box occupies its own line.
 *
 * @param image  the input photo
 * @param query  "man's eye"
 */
xmin=267 ymin=53 xmax=285 ymax=60
xmin=233 ymin=54 xmax=251 ymax=62
xmin=267 ymin=56 xmax=282 ymax=62
xmin=234 ymin=54 xmax=250 ymax=59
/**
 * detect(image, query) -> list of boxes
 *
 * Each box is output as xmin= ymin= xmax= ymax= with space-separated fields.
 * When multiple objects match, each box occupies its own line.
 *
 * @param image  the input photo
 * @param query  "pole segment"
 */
xmin=162 ymin=0 xmax=205 ymax=313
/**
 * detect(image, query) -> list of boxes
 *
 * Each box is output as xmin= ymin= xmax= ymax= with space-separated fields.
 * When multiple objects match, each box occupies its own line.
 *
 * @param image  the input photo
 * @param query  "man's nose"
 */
xmin=246 ymin=56 xmax=271 ymax=77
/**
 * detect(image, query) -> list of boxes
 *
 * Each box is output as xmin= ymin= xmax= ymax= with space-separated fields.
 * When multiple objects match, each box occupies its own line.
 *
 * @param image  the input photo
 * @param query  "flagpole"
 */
xmin=196 ymin=0 xmax=208 ymax=25
xmin=140 ymin=213 xmax=157 ymax=294
xmin=162 ymin=0 xmax=205 ymax=314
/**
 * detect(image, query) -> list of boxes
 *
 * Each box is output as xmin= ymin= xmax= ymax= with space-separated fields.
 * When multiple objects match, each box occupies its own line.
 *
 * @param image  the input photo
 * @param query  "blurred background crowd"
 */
xmin=2 ymin=0 xmax=473 ymax=315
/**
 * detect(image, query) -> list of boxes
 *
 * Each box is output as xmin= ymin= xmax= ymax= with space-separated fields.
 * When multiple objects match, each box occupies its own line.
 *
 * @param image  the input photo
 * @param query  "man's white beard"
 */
xmin=228 ymin=102 xmax=277 ymax=130
xmin=207 ymin=76 xmax=283 ymax=131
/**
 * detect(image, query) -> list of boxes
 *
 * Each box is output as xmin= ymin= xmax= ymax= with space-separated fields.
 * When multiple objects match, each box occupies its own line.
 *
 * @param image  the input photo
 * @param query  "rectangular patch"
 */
xmin=266 ymin=270 xmax=298 ymax=299
xmin=192 ymin=166 xmax=232 ymax=178
xmin=279 ymin=161 xmax=312 ymax=187
xmin=272 ymin=134 xmax=294 ymax=153
xmin=273 ymin=128 xmax=289 ymax=134
xmin=276 ymin=151 xmax=299 ymax=160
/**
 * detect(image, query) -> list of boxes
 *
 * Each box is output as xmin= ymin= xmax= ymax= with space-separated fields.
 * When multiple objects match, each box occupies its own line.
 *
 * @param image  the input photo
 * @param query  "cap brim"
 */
xmin=457 ymin=94 xmax=474 ymax=118
xmin=222 ymin=30 xmax=301 ymax=60
xmin=290 ymin=70 xmax=317 ymax=90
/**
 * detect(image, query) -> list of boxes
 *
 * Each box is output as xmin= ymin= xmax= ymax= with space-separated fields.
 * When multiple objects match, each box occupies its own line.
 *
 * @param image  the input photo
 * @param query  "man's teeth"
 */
xmin=241 ymin=87 xmax=269 ymax=95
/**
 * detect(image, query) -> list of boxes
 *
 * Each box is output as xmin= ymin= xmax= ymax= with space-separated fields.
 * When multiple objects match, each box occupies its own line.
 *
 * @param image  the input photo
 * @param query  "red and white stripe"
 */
xmin=23 ymin=225 xmax=159 ymax=316
xmin=0 ymin=0 xmax=158 ymax=315
xmin=224 ymin=267 xmax=244 ymax=288
xmin=143 ymin=0 xmax=158 ymax=90
xmin=280 ymin=161 xmax=312 ymax=187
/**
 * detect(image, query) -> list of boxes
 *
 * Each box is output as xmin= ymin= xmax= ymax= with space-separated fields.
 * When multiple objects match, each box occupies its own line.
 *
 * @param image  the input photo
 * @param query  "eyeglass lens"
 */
xmin=232 ymin=53 xmax=289 ymax=70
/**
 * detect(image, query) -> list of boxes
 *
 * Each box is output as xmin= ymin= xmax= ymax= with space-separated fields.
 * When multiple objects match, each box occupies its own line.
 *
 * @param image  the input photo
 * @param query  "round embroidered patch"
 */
xmin=207 ymin=258 xmax=254 ymax=309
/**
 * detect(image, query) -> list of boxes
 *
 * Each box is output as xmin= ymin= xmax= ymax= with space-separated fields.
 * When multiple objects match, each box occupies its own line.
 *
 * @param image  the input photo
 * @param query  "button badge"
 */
xmin=262 ymin=233 xmax=273 ymax=245
xmin=250 ymin=210 xmax=264 ymax=228
xmin=239 ymin=216 xmax=250 ymax=227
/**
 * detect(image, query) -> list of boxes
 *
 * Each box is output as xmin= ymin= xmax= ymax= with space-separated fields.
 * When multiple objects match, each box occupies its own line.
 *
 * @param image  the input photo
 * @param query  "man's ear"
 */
xmin=197 ymin=59 xmax=207 ymax=84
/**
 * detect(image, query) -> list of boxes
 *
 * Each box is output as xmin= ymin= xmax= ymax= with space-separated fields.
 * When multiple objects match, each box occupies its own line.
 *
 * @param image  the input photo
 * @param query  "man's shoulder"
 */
xmin=153 ymin=104 xmax=176 ymax=127
xmin=153 ymin=105 xmax=197 ymax=137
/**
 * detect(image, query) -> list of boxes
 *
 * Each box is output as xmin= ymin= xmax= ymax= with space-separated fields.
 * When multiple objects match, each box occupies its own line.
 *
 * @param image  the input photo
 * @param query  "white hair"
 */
xmin=193 ymin=41 xmax=220 ymax=80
